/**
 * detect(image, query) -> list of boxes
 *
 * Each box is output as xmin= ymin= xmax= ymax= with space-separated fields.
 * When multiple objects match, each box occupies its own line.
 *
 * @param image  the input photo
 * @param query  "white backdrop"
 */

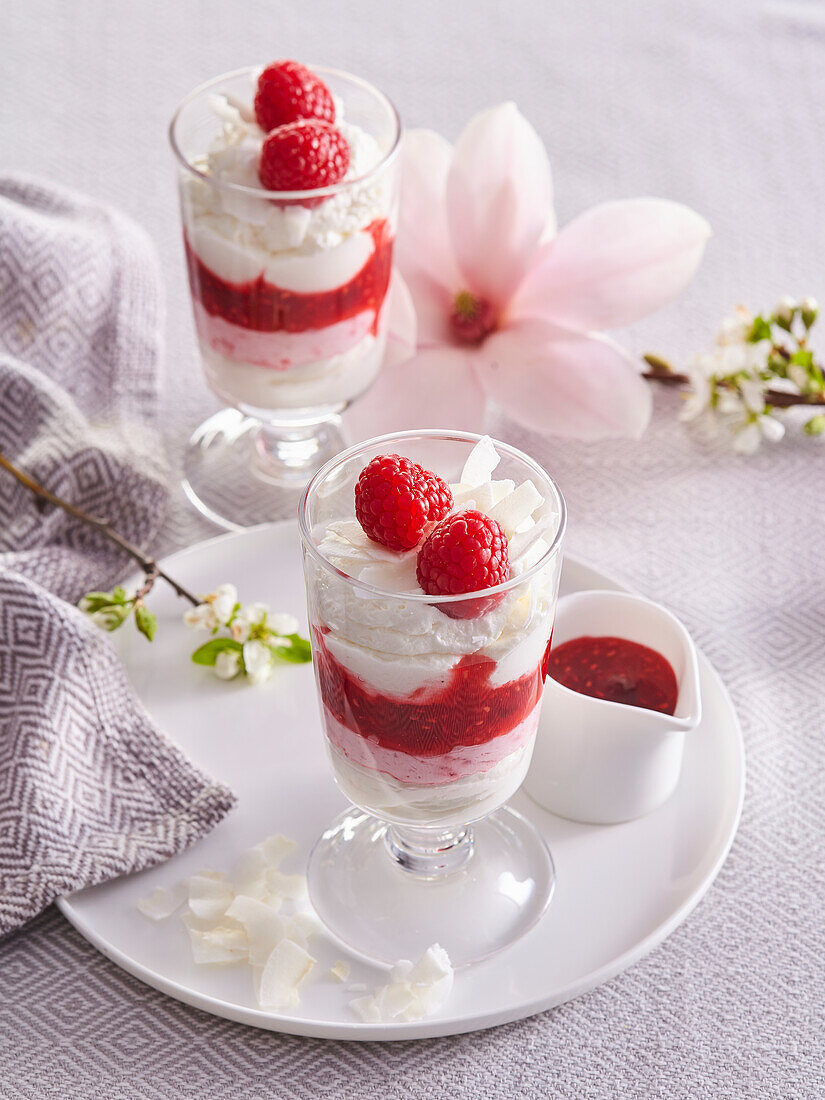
xmin=2 ymin=1 xmax=824 ymax=1096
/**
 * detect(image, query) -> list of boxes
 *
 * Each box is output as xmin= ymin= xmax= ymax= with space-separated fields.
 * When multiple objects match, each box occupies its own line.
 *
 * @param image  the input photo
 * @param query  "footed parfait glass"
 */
xmin=299 ymin=431 xmax=566 ymax=966
xmin=170 ymin=66 xmax=401 ymax=529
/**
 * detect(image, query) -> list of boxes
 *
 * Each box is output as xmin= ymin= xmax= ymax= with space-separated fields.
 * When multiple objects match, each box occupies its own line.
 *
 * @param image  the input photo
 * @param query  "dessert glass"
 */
xmin=170 ymin=67 xmax=401 ymax=529
xmin=299 ymin=431 xmax=567 ymax=966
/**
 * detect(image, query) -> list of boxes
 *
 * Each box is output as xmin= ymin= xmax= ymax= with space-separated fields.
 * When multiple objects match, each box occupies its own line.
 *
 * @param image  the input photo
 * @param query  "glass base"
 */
xmin=182 ymin=408 xmax=347 ymax=530
xmin=307 ymin=806 xmax=555 ymax=968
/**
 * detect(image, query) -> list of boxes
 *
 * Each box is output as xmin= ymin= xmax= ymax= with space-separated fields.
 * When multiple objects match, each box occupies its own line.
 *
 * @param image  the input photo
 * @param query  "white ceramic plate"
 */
xmin=57 ymin=523 xmax=745 ymax=1041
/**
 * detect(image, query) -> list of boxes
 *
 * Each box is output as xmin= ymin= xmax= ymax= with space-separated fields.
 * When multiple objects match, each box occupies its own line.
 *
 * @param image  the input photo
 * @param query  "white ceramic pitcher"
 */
xmin=524 ymin=589 xmax=702 ymax=824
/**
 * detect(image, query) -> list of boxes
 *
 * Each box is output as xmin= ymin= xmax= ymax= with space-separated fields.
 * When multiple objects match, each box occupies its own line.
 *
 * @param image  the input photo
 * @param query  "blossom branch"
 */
xmin=642 ymin=356 xmax=825 ymax=408
xmin=643 ymin=297 xmax=825 ymax=452
xmin=0 ymin=449 xmax=199 ymax=606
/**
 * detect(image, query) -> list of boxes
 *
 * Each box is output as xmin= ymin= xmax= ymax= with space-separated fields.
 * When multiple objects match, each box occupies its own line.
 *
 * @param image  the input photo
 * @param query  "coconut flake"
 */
xmin=460 ymin=436 xmax=500 ymax=486
xmin=330 ymin=960 xmax=351 ymax=983
xmin=187 ymin=871 xmax=233 ymax=921
xmin=182 ymin=912 xmax=249 ymax=965
xmin=260 ymin=834 xmax=298 ymax=868
xmin=266 ymin=870 xmax=308 ymax=902
xmin=257 ymin=939 xmax=316 ymax=1009
xmin=349 ymin=994 xmax=382 ymax=1023
xmin=137 ymin=884 xmax=187 ymax=921
xmin=359 ymin=561 xmax=418 ymax=592
xmin=225 ymin=895 xmax=286 ymax=967
xmin=487 ymin=480 xmax=544 ymax=537
xmin=348 ymin=944 xmax=454 ymax=1022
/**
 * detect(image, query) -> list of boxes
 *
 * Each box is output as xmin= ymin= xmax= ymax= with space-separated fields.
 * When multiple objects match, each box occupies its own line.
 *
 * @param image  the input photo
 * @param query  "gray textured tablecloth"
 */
xmin=1 ymin=0 xmax=824 ymax=1096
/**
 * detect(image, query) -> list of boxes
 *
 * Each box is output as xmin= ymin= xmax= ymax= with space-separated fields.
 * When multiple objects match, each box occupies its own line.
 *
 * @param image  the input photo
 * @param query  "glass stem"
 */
xmin=385 ymin=823 xmax=475 ymax=880
xmin=253 ymin=417 xmax=344 ymax=488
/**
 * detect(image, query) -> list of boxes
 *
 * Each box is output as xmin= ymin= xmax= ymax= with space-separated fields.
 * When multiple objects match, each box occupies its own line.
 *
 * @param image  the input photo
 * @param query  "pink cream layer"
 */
xmin=193 ymin=300 xmax=374 ymax=370
xmin=322 ymin=702 xmax=541 ymax=787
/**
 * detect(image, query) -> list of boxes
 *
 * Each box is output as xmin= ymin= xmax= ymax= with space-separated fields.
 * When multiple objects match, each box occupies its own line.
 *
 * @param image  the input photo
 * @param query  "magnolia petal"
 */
xmin=510 ymin=198 xmax=711 ymax=331
xmin=343 ymin=347 xmax=487 ymax=442
xmin=446 ymin=103 xmax=554 ymax=308
xmin=402 ymin=270 xmax=456 ymax=347
xmin=476 ymin=320 xmax=652 ymax=440
xmin=397 ymin=130 xmax=463 ymax=344
xmin=384 ymin=270 xmax=417 ymax=368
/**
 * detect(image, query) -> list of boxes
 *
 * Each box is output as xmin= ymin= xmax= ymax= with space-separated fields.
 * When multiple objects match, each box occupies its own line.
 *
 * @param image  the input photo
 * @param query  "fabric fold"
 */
xmin=0 ymin=175 xmax=236 ymax=936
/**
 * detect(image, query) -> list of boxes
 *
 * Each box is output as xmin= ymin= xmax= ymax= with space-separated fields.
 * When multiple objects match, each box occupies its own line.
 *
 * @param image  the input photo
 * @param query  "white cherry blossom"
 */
xmin=243 ymin=640 xmax=273 ymax=685
xmin=209 ymin=583 xmax=238 ymax=625
xmin=214 ymin=649 xmax=241 ymax=680
xmin=184 ymin=602 xmax=218 ymax=631
xmin=268 ymin=612 xmax=299 ymax=636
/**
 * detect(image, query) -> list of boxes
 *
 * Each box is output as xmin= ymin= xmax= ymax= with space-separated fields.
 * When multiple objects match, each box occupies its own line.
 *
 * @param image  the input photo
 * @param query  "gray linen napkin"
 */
xmin=0 ymin=175 xmax=235 ymax=936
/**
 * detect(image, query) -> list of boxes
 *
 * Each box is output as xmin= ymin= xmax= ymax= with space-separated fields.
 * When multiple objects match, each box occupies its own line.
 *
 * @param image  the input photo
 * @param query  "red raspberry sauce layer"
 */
xmin=184 ymin=219 xmax=392 ymax=335
xmin=314 ymin=630 xmax=547 ymax=757
xmin=548 ymin=635 xmax=678 ymax=715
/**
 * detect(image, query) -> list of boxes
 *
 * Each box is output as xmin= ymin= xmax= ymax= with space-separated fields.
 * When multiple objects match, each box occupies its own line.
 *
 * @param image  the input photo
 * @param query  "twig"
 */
xmin=642 ymin=356 xmax=825 ymax=408
xmin=0 ymin=450 xmax=200 ymax=606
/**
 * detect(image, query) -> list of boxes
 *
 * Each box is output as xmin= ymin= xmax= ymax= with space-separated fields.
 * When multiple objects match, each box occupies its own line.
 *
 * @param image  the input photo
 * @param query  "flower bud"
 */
xmin=758 ymin=414 xmax=785 ymax=444
xmin=214 ymin=649 xmax=241 ymax=679
xmin=772 ymin=296 xmax=796 ymax=329
xmin=800 ymin=297 xmax=819 ymax=328
xmin=788 ymin=364 xmax=809 ymax=391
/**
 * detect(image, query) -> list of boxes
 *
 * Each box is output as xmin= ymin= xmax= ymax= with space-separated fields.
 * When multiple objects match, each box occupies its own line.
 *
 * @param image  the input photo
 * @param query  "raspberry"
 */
xmin=355 ymin=454 xmax=453 ymax=551
xmin=416 ymin=510 xmax=510 ymax=619
xmin=258 ymin=120 xmax=350 ymax=196
xmin=254 ymin=60 xmax=336 ymax=132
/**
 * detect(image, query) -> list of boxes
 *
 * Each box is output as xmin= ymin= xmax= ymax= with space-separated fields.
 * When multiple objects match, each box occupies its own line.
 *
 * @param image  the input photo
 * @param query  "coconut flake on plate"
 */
xmin=137 ymin=883 xmax=187 ymax=921
xmin=187 ymin=871 xmax=233 ymax=921
xmin=181 ymin=911 xmax=249 ymax=965
xmin=137 ymin=833 xmax=317 ymax=1011
xmin=349 ymin=944 xmax=454 ymax=1023
xmin=330 ymin=960 xmax=351 ymax=983
xmin=257 ymin=939 xmax=315 ymax=1010
xmin=225 ymin=895 xmax=286 ymax=967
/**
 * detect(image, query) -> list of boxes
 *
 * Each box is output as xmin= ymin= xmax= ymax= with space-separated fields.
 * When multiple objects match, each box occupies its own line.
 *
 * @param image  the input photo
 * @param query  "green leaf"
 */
xmin=92 ymin=604 xmax=132 ymax=631
xmin=789 ymin=349 xmax=814 ymax=368
xmin=803 ymin=414 xmax=825 ymax=437
xmin=79 ymin=593 xmax=114 ymax=613
xmin=112 ymin=586 xmax=128 ymax=603
xmin=748 ymin=316 xmax=773 ymax=343
xmin=191 ymin=637 xmax=243 ymax=666
xmin=269 ymin=634 xmax=312 ymax=664
xmin=134 ymin=603 xmax=157 ymax=642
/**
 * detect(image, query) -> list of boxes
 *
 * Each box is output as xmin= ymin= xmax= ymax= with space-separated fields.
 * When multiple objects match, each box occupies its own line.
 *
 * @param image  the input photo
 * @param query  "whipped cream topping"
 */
xmin=183 ymin=74 xmax=392 ymax=262
xmin=311 ymin=439 xmax=561 ymax=695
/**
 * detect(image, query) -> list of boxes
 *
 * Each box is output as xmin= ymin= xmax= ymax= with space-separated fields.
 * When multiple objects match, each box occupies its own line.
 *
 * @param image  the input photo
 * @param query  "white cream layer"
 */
xmin=201 ymin=332 xmax=385 ymax=411
xmin=326 ymin=736 xmax=537 ymax=829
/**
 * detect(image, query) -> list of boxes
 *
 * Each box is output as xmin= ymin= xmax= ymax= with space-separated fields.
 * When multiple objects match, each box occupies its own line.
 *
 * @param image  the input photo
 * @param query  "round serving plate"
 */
xmin=57 ymin=522 xmax=745 ymax=1041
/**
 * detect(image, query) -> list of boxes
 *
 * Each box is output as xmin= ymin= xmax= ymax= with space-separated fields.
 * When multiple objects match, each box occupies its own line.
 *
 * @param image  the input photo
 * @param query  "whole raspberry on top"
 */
xmin=254 ymin=60 xmax=336 ymax=132
xmin=416 ymin=510 xmax=510 ymax=619
xmin=258 ymin=120 xmax=350 ymax=195
xmin=355 ymin=455 xmax=453 ymax=552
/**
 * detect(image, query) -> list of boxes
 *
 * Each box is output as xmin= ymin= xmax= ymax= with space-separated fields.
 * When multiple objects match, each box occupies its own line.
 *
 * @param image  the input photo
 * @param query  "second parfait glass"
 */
xmin=170 ymin=66 xmax=401 ymax=529
xmin=299 ymin=431 xmax=567 ymax=966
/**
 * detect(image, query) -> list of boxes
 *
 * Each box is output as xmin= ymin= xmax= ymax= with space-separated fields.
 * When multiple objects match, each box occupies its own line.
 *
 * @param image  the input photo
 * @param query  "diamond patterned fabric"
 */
xmin=0 ymin=176 xmax=235 ymax=937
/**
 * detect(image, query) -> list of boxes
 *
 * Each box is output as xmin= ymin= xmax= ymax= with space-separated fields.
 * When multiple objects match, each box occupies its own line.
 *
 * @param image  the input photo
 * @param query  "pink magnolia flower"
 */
xmin=348 ymin=103 xmax=711 ymax=441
